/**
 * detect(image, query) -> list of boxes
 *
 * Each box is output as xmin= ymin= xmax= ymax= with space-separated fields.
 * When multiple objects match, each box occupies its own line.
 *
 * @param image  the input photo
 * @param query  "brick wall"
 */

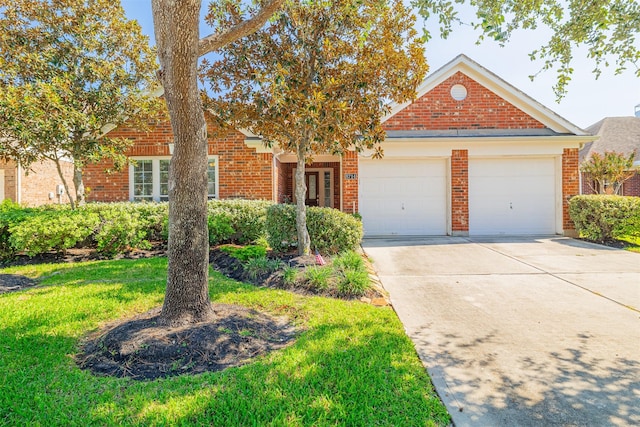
xmin=383 ymin=72 xmax=546 ymax=131
xmin=0 ymin=160 xmax=17 ymax=202
xmin=582 ymin=171 xmax=640 ymax=197
xmin=622 ymin=172 xmax=640 ymax=196
xmin=451 ymin=150 xmax=469 ymax=234
xmin=563 ymin=148 xmax=580 ymax=232
xmin=209 ymin=126 xmax=272 ymax=200
xmin=2 ymin=159 xmax=74 ymax=206
xmin=343 ymin=151 xmax=358 ymax=213
xmin=84 ymin=117 xmax=274 ymax=202
xmin=22 ymin=159 xmax=74 ymax=206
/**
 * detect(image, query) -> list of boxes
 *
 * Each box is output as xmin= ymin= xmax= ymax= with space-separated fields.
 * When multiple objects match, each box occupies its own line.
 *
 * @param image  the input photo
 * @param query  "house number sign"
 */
xmin=345 ymin=173 xmax=357 ymax=180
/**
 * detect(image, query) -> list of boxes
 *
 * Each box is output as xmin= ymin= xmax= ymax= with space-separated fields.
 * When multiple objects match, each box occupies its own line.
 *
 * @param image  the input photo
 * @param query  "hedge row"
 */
xmin=569 ymin=195 xmax=640 ymax=242
xmin=0 ymin=199 xmax=362 ymax=258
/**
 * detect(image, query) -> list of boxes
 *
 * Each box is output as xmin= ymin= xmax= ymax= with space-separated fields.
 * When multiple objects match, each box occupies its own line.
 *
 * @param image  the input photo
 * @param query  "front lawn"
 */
xmin=0 ymin=257 xmax=449 ymax=426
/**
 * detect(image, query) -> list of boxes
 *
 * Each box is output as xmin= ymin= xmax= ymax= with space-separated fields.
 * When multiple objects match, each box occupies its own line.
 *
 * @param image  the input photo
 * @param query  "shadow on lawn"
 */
xmin=0 ymin=258 xmax=450 ymax=426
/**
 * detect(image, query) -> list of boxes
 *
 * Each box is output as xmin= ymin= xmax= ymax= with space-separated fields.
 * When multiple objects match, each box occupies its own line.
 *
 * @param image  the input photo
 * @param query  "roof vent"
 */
xmin=450 ymin=84 xmax=468 ymax=101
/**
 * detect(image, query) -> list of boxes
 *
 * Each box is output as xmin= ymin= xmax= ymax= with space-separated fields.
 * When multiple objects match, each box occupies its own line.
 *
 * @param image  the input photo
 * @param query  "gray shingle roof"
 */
xmin=580 ymin=117 xmax=640 ymax=163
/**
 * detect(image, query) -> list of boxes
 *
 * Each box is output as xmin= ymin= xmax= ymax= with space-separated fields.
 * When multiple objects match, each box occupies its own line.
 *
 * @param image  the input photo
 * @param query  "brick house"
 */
xmin=580 ymin=116 xmax=640 ymax=196
xmin=85 ymin=54 xmax=595 ymax=236
xmin=0 ymin=158 xmax=74 ymax=206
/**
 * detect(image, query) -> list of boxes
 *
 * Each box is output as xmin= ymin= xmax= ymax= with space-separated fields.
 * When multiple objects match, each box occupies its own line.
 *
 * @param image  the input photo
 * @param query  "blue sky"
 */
xmin=121 ymin=0 xmax=639 ymax=129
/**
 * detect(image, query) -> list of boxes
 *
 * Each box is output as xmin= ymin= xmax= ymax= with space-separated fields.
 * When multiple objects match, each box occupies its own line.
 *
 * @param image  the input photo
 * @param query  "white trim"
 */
xmin=277 ymin=153 xmax=340 ymax=163
xmin=383 ymin=54 xmax=587 ymax=136
xmin=128 ymin=156 xmax=219 ymax=202
xmin=244 ymin=139 xmax=273 ymax=153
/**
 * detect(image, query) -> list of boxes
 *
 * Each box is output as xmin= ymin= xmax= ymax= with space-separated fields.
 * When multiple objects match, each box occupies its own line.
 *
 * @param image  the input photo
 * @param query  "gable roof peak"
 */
xmin=384 ymin=53 xmax=587 ymax=136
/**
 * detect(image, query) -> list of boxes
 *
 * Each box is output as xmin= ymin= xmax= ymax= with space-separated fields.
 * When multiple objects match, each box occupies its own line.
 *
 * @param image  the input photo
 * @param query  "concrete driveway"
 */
xmin=362 ymin=236 xmax=640 ymax=426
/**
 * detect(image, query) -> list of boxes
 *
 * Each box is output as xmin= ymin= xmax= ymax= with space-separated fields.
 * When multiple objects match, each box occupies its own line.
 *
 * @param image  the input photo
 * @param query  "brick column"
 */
xmin=451 ymin=149 xmax=469 ymax=236
xmin=342 ymin=151 xmax=358 ymax=213
xmin=562 ymin=148 xmax=579 ymax=235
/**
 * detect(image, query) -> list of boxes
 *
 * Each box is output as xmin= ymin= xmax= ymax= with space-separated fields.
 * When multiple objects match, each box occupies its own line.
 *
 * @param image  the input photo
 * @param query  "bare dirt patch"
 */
xmin=77 ymin=304 xmax=299 ymax=381
xmin=0 ymin=274 xmax=37 ymax=294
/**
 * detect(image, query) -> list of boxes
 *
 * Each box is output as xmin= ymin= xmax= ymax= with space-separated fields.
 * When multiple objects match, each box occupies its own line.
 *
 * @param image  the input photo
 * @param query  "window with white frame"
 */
xmin=130 ymin=156 xmax=218 ymax=202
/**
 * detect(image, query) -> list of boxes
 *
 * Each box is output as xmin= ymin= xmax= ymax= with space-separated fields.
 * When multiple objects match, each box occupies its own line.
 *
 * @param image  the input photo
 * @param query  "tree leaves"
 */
xmin=412 ymin=0 xmax=640 ymax=99
xmin=581 ymin=151 xmax=638 ymax=195
xmin=0 ymin=0 xmax=163 ymax=206
xmin=203 ymin=0 xmax=427 ymax=158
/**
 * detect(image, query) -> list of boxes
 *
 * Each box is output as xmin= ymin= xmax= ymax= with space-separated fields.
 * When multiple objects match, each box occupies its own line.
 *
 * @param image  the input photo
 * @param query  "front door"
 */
xmin=305 ymin=172 xmax=319 ymax=206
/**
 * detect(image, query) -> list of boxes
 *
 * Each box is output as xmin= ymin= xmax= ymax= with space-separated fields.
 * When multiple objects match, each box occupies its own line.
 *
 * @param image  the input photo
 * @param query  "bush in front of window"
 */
xmin=569 ymin=195 xmax=640 ymax=242
xmin=266 ymin=204 xmax=363 ymax=254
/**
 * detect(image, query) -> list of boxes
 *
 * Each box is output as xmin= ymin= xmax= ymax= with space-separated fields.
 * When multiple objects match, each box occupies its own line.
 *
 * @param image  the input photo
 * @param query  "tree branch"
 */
xmin=198 ymin=0 xmax=285 ymax=57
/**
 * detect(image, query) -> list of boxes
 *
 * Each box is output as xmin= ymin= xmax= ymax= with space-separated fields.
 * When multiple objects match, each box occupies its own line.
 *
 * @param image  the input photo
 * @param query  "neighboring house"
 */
xmin=0 ymin=159 xmax=74 ymax=206
xmin=580 ymin=116 xmax=640 ymax=196
xmin=84 ymin=54 xmax=595 ymax=236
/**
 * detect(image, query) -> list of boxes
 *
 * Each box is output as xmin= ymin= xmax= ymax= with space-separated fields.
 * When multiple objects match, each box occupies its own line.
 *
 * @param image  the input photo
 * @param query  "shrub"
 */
xmin=281 ymin=266 xmax=298 ymax=286
xmin=332 ymin=250 xmax=365 ymax=271
xmin=266 ymin=204 xmax=363 ymax=254
xmin=9 ymin=209 xmax=99 ymax=256
xmin=614 ymin=208 xmax=640 ymax=240
xmin=0 ymin=200 xmax=32 ymax=258
xmin=208 ymin=213 xmax=235 ymax=245
xmin=219 ymin=244 xmax=267 ymax=261
xmin=303 ymin=266 xmax=333 ymax=291
xmin=265 ymin=204 xmax=298 ymax=253
xmin=569 ymin=195 xmax=640 ymax=241
xmin=90 ymin=207 xmax=150 ymax=257
xmin=243 ymin=257 xmax=282 ymax=281
xmin=208 ymin=200 xmax=272 ymax=244
xmin=337 ymin=269 xmax=370 ymax=297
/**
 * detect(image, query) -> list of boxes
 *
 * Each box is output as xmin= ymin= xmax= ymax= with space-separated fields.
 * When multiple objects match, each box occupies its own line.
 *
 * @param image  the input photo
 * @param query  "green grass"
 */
xmin=616 ymin=235 xmax=640 ymax=253
xmin=0 ymin=257 xmax=450 ymax=426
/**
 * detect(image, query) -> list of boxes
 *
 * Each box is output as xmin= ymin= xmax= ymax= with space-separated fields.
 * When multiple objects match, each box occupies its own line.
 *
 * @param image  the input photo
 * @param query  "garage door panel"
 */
xmin=360 ymin=159 xmax=447 ymax=236
xmin=470 ymin=158 xmax=556 ymax=235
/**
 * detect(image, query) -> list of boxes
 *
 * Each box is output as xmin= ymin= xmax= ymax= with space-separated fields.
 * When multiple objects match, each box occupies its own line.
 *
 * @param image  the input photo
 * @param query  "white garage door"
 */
xmin=359 ymin=158 xmax=447 ymax=236
xmin=469 ymin=157 xmax=556 ymax=235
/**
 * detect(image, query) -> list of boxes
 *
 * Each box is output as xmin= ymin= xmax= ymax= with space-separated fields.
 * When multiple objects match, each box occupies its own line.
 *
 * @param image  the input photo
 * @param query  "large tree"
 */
xmin=151 ymin=0 xmax=637 ymax=326
xmin=413 ymin=0 xmax=640 ymax=98
xmin=0 ymin=0 xmax=162 ymax=208
xmin=202 ymin=0 xmax=427 ymax=255
xmin=151 ymin=0 xmax=283 ymax=325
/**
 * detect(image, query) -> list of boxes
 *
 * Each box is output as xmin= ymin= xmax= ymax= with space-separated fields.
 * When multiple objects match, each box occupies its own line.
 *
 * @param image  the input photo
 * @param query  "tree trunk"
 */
xmin=72 ymin=164 xmax=86 ymax=207
xmin=295 ymin=145 xmax=311 ymax=256
xmin=152 ymin=0 xmax=213 ymax=326
xmin=52 ymin=157 xmax=76 ymax=209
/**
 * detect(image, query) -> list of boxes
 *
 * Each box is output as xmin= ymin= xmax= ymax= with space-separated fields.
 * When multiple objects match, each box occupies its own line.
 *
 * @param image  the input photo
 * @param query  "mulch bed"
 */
xmin=77 ymin=305 xmax=299 ymax=380
xmin=4 ymin=244 xmax=386 ymax=381
xmin=0 ymin=242 xmax=167 ymax=268
xmin=209 ymin=248 xmax=388 ymax=302
xmin=0 ymin=274 xmax=37 ymax=294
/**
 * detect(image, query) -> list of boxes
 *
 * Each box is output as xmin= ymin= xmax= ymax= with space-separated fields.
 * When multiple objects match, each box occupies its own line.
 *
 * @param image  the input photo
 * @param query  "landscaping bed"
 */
xmin=210 ymin=247 xmax=388 ymax=303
